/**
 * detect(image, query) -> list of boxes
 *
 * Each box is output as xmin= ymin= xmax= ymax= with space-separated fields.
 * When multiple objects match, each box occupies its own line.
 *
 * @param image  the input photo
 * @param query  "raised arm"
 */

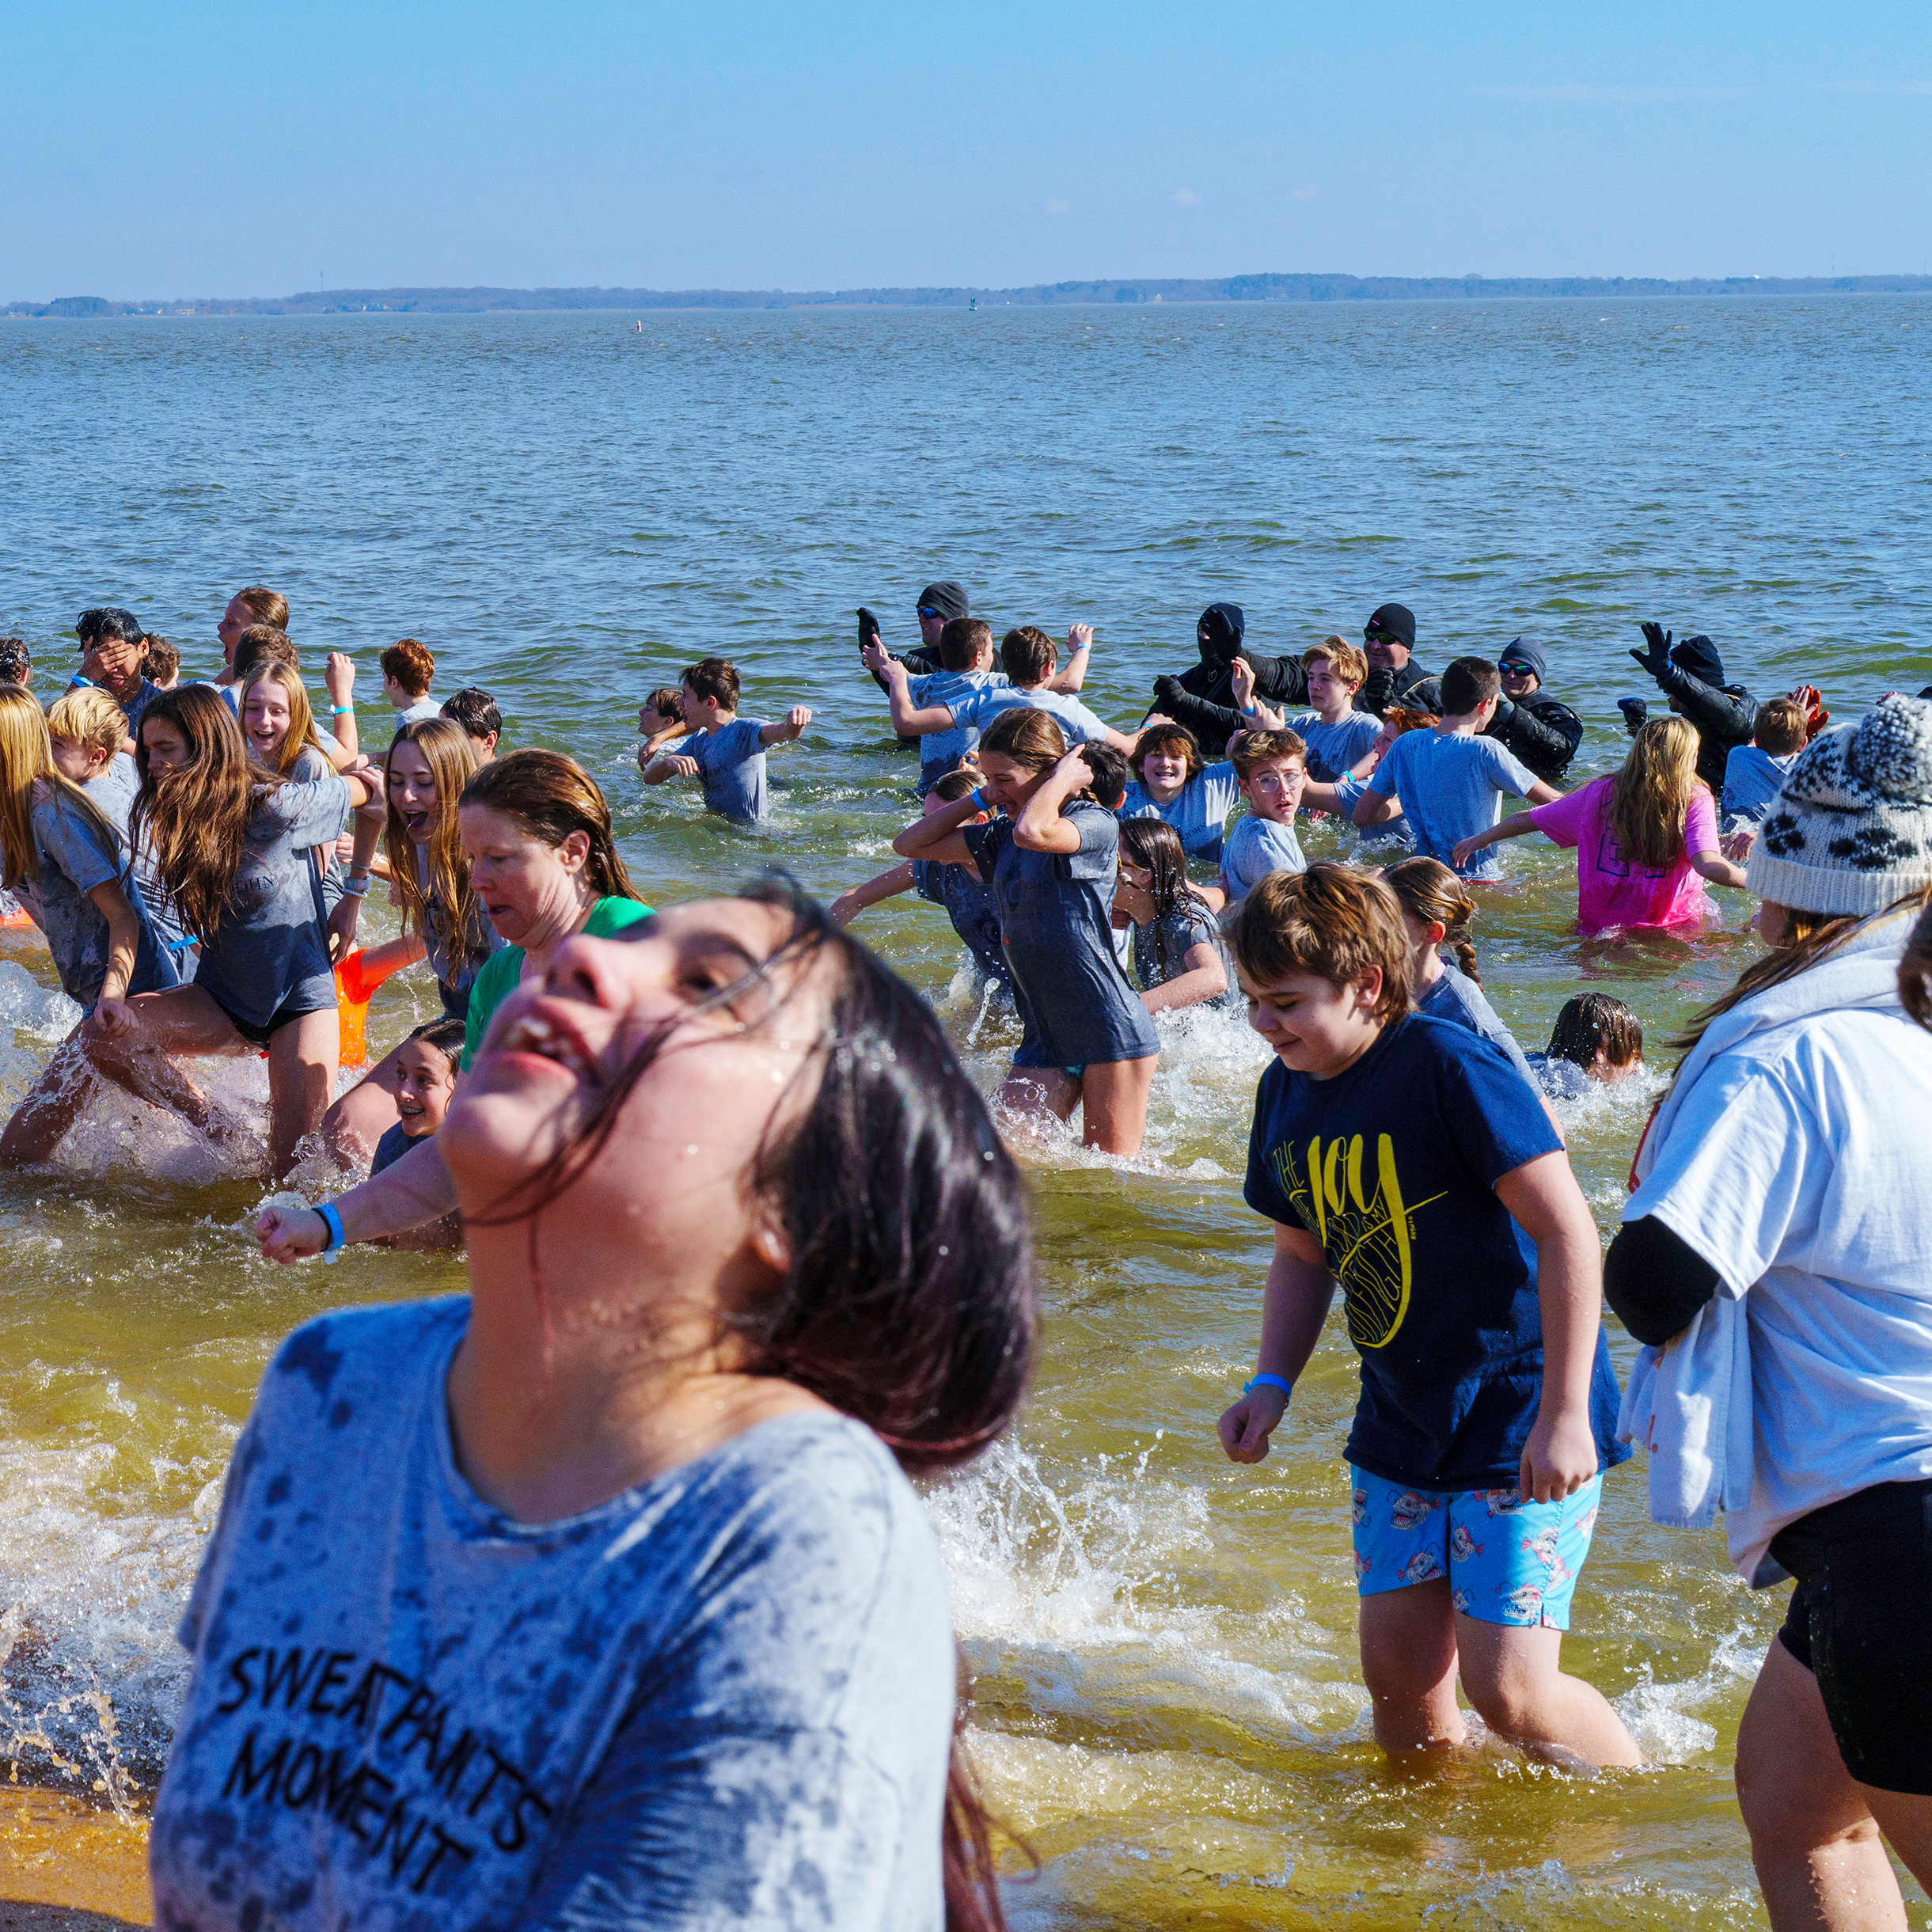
xmin=1216 ymin=1220 xmax=1334 ymax=1464
xmin=861 ymin=642 xmax=957 ymax=737
xmin=1012 ymin=749 xmax=1090 ymax=853
xmin=1046 ymin=624 xmax=1092 ymax=694
xmin=323 ymin=653 xmax=359 ymax=761
xmin=892 ymin=788 xmax=985 ymax=868
xmin=642 ymin=749 xmax=699 ymax=787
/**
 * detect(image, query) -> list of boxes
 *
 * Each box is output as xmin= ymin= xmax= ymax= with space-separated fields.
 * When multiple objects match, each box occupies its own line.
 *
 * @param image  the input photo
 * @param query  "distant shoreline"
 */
xmin=8 ymin=271 xmax=1932 ymax=320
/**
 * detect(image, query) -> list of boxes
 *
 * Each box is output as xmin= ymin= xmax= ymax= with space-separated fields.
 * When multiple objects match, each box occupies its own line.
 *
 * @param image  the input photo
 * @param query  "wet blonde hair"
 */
xmin=46 ymin=687 xmax=128 ymax=761
xmin=0 ymin=687 xmax=122 ymax=890
xmin=1607 ymin=717 xmax=1702 ymax=869
xmin=239 ymin=661 xmax=325 ymax=775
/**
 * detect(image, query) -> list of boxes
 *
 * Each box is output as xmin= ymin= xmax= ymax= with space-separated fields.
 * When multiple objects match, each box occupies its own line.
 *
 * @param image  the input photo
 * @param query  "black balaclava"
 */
xmin=1669 ymin=634 xmax=1725 ymax=688
xmin=1197 ymin=602 xmax=1246 ymax=667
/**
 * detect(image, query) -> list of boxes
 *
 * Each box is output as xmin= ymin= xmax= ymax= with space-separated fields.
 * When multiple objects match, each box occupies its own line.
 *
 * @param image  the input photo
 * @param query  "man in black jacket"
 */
xmin=1357 ymin=602 xmax=1439 ymax=718
xmin=1485 ymin=637 xmax=1584 ymax=782
xmin=859 ymin=580 xmax=970 ymax=742
xmin=1146 ymin=602 xmax=1310 ymax=753
xmin=1627 ymin=624 xmax=1756 ymax=792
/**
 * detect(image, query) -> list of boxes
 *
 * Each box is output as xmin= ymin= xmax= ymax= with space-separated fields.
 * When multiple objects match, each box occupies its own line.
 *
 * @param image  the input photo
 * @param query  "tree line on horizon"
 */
xmin=9 ymin=270 xmax=1932 ymax=318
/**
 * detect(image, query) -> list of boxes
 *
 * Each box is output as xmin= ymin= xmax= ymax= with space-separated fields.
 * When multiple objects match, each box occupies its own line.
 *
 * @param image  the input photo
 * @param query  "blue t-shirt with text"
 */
xmin=1243 ymin=1012 xmax=1626 ymax=1490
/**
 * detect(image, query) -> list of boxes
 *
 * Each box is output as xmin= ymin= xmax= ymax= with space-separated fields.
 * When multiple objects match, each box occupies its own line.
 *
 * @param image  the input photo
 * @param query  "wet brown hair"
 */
xmin=1547 ymin=993 xmax=1643 ymax=1070
xmin=1383 ymin=855 xmax=1482 ymax=982
xmin=939 ymin=617 xmax=994 ymax=673
xmin=458 ymin=749 xmax=642 ymax=905
xmin=131 ymin=683 xmax=277 ymax=940
xmin=928 ymin=767 xmax=981 ymax=804
xmin=977 ymin=704 xmax=1069 ymax=774
xmin=1753 ymin=697 xmax=1809 ymax=756
xmin=1228 ymin=862 xmax=1413 ymax=1026
xmin=681 ymin=656 xmax=740 ymax=708
xmin=231 ymin=586 xmax=288 ymax=630
xmin=999 ymin=626 xmax=1057 ymax=686
xmin=233 ymin=625 xmax=299 ymax=681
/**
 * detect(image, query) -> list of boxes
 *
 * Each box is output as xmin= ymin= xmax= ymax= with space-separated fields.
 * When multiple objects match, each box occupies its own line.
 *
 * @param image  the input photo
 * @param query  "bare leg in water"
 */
xmin=994 ymin=1053 xmax=1158 ymax=1157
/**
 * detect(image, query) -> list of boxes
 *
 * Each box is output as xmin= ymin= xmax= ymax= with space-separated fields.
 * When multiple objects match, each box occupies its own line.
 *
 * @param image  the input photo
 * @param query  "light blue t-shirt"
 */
xmin=1721 ymin=744 xmax=1798 ymax=827
xmin=14 ymin=784 xmax=178 ymax=1009
xmin=1121 ymin=762 xmax=1242 ymax=864
xmin=150 ymin=1297 xmax=954 ymax=1930
xmin=908 ymin=666 xmax=1006 ymax=778
xmin=1281 ymin=710 xmax=1380 ymax=784
xmin=681 ymin=717 xmax=769 ymax=824
xmin=1366 ymin=728 xmax=1539 ymax=879
xmin=947 ymin=685 xmax=1112 ymax=746
xmin=1221 ymin=814 xmax=1308 ymax=902
xmin=1417 ymin=958 xmax=1539 ymax=1092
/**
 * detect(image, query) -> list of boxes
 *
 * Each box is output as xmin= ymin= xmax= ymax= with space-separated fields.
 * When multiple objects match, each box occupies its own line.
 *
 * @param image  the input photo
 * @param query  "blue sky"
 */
xmin=5 ymin=1 xmax=1930 ymax=299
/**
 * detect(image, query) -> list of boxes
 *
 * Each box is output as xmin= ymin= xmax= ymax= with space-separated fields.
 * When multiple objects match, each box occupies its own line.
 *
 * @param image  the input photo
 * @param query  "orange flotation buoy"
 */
xmin=0 ymin=909 xmax=31 ymax=929
xmin=334 ymin=947 xmax=416 ymax=1068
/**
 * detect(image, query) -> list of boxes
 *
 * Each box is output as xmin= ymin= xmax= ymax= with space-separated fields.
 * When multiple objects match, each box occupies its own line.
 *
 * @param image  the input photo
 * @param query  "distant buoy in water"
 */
xmin=634 ymin=321 xmax=643 ymax=332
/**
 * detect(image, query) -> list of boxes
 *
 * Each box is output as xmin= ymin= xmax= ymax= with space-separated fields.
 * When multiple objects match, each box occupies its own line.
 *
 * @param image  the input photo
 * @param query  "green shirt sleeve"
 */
xmin=457 ymin=897 xmax=655 ymax=1072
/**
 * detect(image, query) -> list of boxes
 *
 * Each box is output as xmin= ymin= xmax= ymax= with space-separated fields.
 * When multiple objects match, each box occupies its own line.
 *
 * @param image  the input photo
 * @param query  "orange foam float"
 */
xmin=334 ymin=947 xmax=414 ymax=1068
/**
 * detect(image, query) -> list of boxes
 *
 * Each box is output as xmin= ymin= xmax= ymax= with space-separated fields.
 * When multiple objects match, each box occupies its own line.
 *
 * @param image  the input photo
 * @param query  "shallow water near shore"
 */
xmin=1 ymin=294 xmax=1929 ymax=1923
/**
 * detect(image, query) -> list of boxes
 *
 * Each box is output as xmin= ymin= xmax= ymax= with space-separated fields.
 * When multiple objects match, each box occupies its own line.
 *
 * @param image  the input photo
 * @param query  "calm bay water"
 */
xmin=1 ymin=296 xmax=1929 ymax=1925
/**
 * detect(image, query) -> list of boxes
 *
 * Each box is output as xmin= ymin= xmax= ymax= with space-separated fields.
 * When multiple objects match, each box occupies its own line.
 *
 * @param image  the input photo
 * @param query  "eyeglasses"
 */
xmin=917 ymin=606 xmax=943 ymax=621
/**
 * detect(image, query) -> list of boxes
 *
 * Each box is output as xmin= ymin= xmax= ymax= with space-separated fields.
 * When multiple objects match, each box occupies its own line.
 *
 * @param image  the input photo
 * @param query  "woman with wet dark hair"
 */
xmin=160 ymin=879 xmax=1034 ymax=1930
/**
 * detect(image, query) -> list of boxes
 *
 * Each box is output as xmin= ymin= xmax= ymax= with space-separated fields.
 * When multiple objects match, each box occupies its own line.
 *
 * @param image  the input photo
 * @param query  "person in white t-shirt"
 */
xmin=1604 ymin=697 xmax=1932 ymax=1932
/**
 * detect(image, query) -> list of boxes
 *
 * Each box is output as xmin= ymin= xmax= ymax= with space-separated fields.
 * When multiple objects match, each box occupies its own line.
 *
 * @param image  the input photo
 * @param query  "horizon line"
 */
xmin=8 ymin=269 xmax=1932 ymax=318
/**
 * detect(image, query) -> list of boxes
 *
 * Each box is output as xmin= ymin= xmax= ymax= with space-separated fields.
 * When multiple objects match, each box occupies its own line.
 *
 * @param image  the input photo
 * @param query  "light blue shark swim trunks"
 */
xmin=1347 ymin=1464 xmax=1603 ymax=1630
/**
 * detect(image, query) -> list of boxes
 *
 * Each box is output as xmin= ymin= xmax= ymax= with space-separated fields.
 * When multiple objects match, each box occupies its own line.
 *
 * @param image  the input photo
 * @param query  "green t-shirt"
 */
xmin=460 ymin=895 xmax=655 ymax=1071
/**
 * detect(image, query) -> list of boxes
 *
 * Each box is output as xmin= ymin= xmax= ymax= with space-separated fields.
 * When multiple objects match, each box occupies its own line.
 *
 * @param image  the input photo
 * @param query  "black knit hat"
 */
xmin=1365 ymin=603 xmax=1416 ymax=651
xmin=917 ymin=582 xmax=969 ymax=622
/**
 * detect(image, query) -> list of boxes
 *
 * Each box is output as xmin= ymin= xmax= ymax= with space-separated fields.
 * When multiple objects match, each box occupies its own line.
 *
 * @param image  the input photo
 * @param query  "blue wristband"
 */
xmin=1244 ymin=1372 xmax=1292 ymax=1399
xmin=970 ymin=787 xmax=989 ymax=811
xmin=316 ymin=1201 xmax=345 ymax=1253
xmin=1239 ymin=704 xmax=1258 ymax=717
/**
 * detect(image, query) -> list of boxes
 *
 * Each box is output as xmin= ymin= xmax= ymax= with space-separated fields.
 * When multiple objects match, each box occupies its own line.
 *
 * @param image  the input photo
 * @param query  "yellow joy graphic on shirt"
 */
xmin=1272 ymin=1133 xmax=1445 ymax=1348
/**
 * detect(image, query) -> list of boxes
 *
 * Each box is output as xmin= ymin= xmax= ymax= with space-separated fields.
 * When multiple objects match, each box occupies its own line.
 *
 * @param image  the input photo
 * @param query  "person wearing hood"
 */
xmin=1627 ymin=624 xmax=1756 ymax=792
xmin=1483 ymin=638 xmax=1584 ymax=781
xmin=1357 ymin=603 xmax=1440 ymax=719
xmin=1146 ymin=603 xmax=1310 ymax=753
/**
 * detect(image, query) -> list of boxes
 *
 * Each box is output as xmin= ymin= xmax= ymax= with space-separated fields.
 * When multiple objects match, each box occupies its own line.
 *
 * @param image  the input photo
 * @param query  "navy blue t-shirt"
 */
xmin=1243 ymin=1012 xmax=1627 ymax=1490
xmin=913 ymin=858 xmax=1012 ymax=992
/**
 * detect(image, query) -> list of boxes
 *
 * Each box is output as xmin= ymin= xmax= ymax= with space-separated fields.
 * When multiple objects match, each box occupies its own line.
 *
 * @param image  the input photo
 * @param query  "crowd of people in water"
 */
xmin=0 ymin=579 xmax=1927 ymax=1930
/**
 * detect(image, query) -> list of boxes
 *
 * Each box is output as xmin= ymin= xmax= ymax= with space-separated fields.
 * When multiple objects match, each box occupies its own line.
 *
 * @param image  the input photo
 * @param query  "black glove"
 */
xmin=1629 ymin=622 xmax=1672 ymax=681
xmin=1487 ymin=693 xmax=1516 ymax=732
xmin=1152 ymin=674 xmax=1185 ymax=705
xmin=856 ymin=606 xmax=881 ymax=648
xmin=1617 ymin=697 xmax=1649 ymax=735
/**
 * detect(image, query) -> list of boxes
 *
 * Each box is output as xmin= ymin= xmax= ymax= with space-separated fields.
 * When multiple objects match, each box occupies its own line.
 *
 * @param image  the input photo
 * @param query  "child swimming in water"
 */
xmin=1113 ymin=818 xmax=1237 ymax=1014
xmin=1528 ymin=994 xmax=1644 ymax=1099
xmin=640 ymin=657 xmax=811 ymax=826
xmin=1216 ymin=863 xmax=1638 ymax=1771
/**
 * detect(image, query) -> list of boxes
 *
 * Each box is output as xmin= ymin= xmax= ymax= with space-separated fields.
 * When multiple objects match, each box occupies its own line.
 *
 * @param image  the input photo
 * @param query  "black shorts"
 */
xmin=1771 ymin=1476 xmax=1932 ymax=1796
xmin=212 ymin=978 xmax=340 ymax=1050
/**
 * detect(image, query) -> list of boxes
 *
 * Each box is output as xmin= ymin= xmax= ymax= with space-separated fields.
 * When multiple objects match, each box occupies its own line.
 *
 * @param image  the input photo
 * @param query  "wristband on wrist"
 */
xmin=340 ymin=875 xmax=370 ymax=898
xmin=1244 ymin=1372 xmax=1292 ymax=1399
xmin=316 ymin=1202 xmax=346 ymax=1253
xmin=328 ymin=704 xmax=354 ymax=715
xmin=1239 ymin=704 xmax=1258 ymax=717
xmin=970 ymin=787 xmax=989 ymax=811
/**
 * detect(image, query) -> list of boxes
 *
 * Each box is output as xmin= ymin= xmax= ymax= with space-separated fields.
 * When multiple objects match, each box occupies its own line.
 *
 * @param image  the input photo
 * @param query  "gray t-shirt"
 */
xmin=150 ymin=1298 xmax=953 ymax=1930
xmin=14 ymin=784 xmax=178 ymax=1008
xmin=1281 ymin=709 xmax=1381 ymax=784
xmin=1366 ymin=729 xmax=1539 ymax=880
xmin=192 ymin=774 xmax=351 ymax=1029
xmin=947 ymin=684 xmax=1114 ymax=746
xmin=1418 ymin=959 xmax=1539 ymax=1091
xmin=681 ymin=718 xmax=769 ymax=824
xmin=1221 ymin=814 xmax=1308 ymax=902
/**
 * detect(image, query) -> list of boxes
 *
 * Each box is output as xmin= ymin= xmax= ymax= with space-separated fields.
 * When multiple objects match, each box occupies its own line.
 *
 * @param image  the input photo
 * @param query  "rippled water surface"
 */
xmin=1 ymin=297 xmax=1929 ymax=1922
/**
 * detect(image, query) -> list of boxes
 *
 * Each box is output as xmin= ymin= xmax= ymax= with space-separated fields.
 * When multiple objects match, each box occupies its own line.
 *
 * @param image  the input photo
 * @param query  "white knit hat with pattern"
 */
xmin=1746 ymin=695 xmax=1932 ymax=917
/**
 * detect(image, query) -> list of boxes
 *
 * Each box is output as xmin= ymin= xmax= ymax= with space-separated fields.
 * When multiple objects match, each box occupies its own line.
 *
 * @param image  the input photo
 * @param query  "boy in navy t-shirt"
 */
xmin=1216 ymin=862 xmax=1639 ymax=1767
xmin=641 ymin=656 xmax=811 ymax=826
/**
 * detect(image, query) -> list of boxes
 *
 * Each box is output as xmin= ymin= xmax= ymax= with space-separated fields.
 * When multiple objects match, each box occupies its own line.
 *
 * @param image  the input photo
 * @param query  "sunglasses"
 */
xmin=917 ymin=606 xmax=943 ymax=621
